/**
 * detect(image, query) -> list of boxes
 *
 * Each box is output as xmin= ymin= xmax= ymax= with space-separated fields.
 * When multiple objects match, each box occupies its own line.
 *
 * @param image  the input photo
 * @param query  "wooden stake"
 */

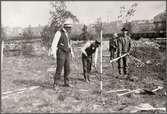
xmin=100 ymin=30 xmax=103 ymax=91
xmin=1 ymin=40 xmax=4 ymax=71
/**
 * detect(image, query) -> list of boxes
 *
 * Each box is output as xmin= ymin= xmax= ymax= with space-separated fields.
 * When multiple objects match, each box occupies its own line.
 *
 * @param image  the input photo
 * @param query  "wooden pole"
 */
xmin=100 ymin=29 xmax=103 ymax=91
xmin=100 ymin=25 xmax=105 ymax=105
xmin=1 ymin=40 xmax=4 ymax=71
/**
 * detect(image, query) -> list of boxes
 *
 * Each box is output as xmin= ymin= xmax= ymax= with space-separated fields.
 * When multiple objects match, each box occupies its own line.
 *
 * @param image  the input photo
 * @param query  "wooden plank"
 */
xmin=2 ymin=87 xmax=27 ymax=95
xmin=105 ymin=89 xmax=129 ymax=94
xmin=136 ymin=107 xmax=166 ymax=111
xmin=117 ymin=89 xmax=141 ymax=96
xmin=79 ymin=89 xmax=89 ymax=92
xmin=152 ymin=86 xmax=163 ymax=92
xmin=2 ymin=86 xmax=40 ymax=96
xmin=110 ymin=53 xmax=129 ymax=63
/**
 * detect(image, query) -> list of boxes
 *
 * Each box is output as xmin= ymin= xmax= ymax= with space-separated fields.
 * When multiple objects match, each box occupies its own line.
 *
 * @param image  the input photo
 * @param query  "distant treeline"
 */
xmin=71 ymin=32 xmax=166 ymax=41
xmin=3 ymin=36 xmax=41 ymax=41
xmin=4 ymin=31 xmax=166 ymax=42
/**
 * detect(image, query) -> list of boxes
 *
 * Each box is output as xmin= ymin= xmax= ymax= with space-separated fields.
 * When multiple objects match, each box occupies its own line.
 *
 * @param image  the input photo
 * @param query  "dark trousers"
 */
xmin=117 ymin=55 xmax=129 ymax=75
xmin=54 ymin=49 xmax=70 ymax=86
xmin=82 ymin=54 xmax=92 ymax=81
xmin=110 ymin=49 xmax=116 ymax=60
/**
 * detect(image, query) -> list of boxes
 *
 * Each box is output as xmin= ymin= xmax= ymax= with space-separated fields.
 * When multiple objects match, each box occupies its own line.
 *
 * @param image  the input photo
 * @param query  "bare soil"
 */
xmin=1 ymin=40 xmax=166 ymax=113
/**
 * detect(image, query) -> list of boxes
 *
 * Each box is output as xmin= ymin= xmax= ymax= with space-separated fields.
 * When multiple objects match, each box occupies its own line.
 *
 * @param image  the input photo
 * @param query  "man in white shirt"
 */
xmin=50 ymin=20 xmax=74 ymax=88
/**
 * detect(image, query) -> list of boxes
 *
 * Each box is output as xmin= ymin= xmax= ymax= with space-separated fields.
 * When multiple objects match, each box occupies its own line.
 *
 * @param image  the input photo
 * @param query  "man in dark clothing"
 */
xmin=81 ymin=40 xmax=100 ymax=82
xmin=117 ymin=27 xmax=132 ymax=76
xmin=79 ymin=25 xmax=100 ymax=82
xmin=50 ymin=19 xmax=74 ymax=88
xmin=79 ymin=25 xmax=93 ymax=41
xmin=109 ymin=33 xmax=118 ymax=60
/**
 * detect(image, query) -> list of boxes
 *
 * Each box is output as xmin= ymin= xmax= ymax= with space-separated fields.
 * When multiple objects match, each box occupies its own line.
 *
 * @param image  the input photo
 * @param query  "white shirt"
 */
xmin=50 ymin=28 xmax=74 ymax=59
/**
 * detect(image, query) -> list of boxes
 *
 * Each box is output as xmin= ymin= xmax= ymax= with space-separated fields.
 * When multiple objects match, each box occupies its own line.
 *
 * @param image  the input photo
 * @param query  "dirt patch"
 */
xmin=1 ymin=39 xmax=166 ymax=113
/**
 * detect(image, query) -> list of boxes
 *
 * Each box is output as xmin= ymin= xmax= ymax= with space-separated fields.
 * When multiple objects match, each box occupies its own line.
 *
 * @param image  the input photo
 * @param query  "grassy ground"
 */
xmin=1 ymin=39 xmax=166 ymax=113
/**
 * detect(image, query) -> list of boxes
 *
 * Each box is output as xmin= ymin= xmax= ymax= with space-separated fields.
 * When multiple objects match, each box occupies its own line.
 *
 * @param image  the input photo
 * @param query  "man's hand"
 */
xmin=53 ymin=52 xmax=57 ymax=59
xmin=70 ymin=47 xmax=75 ymax=59
xmin=48 ymin=48 xmax=52 ymax=56
xmin=83 ymin=51 xmax=88 ymax=56
xmin=49 ymin=48 xmax=57 ymax=59
xmin=71 ymin=50 xmax=75 ymax=58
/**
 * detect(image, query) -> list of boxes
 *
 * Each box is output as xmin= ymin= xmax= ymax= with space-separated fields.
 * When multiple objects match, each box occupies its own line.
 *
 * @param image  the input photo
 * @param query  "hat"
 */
xmin=95 ymin=39 xmax=101 ymax=45
xmin=121 ymin=27 xmax=128 ymax=31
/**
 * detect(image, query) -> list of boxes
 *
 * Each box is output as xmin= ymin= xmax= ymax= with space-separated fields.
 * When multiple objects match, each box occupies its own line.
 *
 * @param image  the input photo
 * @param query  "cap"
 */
xmin=95 ymin=39 xmax=101 ymax=45
xmin=121 ymin=27 xmax=128 ymax=31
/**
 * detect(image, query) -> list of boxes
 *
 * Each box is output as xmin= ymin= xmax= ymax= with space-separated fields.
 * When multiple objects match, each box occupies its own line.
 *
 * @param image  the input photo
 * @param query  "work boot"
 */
xmin=84 ymin=76 xmax=89 ymax=83
xmin=124 ymin=69 xmax=130 ymax=79
xmin=84 ymin=75 xmax=86 ymax=81
xmin=53 ymin=74 xmax=61 ymax=86
xmin=64 ymin=79 xmax=74 ymax=87
xmin=118 ymin=69 xmax=122 ymax=75
xmin=53 ymin=84 xmax=56 ymax=88
xmin=63 ymin=83 xmax=73 ymax=87
xmin=83 ymin=73 xmax=87 ymax=81
xmin=84 ymin=77 xmax=87 ymax=82
xmin=87 ymin=75 xmax=90 ymax=82
xmin=124 ymin=74 xmax=132 ymax=81
xmin=86 ymin=79 xmax=91 ymax=83
xmin=53 ymin=78 xmax=58 ymax=88
xmin=64 ymin=79 xmax=69 ymax=86
xmin=126 ymin=75 xmax=134 ymax=81
xmin=124 ymin=68 xmax=129 ymax=75
xmin=124 ymin=74 xmax=128 ymax=79
xmin=63 ymin=84 xmax=70 ymax=87
xmin=115 ymin=74 xmax=121 ymax=79
xmin=53 ymin=82 xmax=59 ymax=90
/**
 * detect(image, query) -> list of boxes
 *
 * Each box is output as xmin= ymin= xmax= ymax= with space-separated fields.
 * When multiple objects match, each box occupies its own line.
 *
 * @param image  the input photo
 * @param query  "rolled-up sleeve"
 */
xmin=81 ymin=41 xmax=91 ymax=54
xmin=51 ymin=31 xmax=61 ymax=58
xmin=94 ymin=47 xmax=98 ymax=66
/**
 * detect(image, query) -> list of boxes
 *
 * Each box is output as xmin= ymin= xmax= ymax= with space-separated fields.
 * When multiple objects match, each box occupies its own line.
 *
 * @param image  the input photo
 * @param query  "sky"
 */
xmin=1 ymin=1 xmax=166 ymax=28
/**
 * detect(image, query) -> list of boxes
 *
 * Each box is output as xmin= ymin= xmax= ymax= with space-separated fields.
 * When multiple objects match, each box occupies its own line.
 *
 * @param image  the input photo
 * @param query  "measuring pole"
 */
xmin=1 ymin=40 xmax=4 ymax=71
xmin=100 ymin=25 xmax=105 ymax=105
xmin=100 ymin=29 xmax=103 ymax=92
